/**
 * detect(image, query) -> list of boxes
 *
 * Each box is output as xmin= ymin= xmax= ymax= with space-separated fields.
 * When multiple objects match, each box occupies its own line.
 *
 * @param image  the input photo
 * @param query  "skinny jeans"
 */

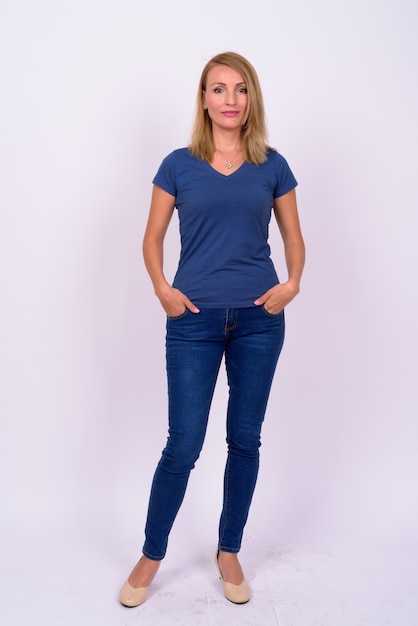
xmin=142 ymin=306 xmax=285 ymax=560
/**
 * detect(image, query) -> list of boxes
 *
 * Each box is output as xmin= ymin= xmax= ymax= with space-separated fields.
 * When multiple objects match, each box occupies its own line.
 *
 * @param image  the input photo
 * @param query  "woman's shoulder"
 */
xmin=154 ymin=147 xmax=203 ymax=190
xmin=161 ymin=147 xmax=194 ymax=163
xmin=157 ymin=148 xmax=203 ymax=179
xmin=155 ymin=148 xmax=192 ymax=174
xmin=265 ymin=148 xmax=290 ymax=166
xmin=264 ymin=148 xmax=298 ymax=194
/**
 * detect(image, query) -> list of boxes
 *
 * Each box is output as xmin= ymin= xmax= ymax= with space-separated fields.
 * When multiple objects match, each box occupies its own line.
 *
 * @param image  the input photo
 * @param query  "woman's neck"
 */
xmin=212 ymin=128 xmax=242 ymax=154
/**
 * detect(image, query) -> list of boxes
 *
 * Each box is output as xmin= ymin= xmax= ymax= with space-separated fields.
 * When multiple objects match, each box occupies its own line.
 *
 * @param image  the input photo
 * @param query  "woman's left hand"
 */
xmin=254 ymin=282 xmax=299 ymax=315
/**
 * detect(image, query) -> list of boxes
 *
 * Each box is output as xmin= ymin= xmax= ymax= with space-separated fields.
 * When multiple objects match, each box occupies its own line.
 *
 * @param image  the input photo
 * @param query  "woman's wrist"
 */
xmin=285 ymin=278 xmax=300 ymax=296
xmin=154 ymin=281 xmax=172 ymax=299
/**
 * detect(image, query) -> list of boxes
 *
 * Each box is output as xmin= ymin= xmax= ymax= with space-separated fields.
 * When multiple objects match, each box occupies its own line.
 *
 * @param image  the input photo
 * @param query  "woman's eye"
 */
xmin=238 ymin=88 xmax=248 ymax=93
xmin=214 ymin=87 xmax=223 ymax=93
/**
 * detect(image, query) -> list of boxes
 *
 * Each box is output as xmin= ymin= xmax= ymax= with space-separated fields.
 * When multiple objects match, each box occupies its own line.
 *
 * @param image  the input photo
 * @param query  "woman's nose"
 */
xmin=225 ymin=90 xmax=236 ymax=105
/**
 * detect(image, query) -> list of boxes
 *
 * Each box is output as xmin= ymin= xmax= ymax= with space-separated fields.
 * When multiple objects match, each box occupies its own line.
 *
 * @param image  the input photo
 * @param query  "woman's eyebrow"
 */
xmin=209 ymin=81 xmax=247 ymax=87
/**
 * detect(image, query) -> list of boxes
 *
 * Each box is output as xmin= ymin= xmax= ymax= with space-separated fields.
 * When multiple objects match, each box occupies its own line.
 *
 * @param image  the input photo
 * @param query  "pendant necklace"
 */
xmin=216 ymin=149 xmax=242 ymax=169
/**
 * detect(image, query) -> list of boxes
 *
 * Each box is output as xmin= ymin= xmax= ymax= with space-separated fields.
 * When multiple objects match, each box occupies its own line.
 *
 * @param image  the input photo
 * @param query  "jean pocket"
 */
xmin=167 ymin=308 xmax=189 ymax=320
xmin=260 ymin=305 xmax=284 ymax=318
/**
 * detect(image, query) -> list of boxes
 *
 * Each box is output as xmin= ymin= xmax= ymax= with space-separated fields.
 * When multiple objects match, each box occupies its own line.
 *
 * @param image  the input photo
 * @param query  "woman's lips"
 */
xmin=222 ymin=111 xmax=239 ymax=117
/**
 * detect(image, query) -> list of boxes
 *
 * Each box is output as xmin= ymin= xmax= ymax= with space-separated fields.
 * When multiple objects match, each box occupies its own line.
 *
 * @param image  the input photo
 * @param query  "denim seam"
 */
xmin=224 ymin=308 xmax=238 ymax=333
xmin=260 ymin=305 xmax=283 ymax=318
xmin=167 ymin=309 xmax=188 ymax=320
xmin=219 ymin=456 xmax=231 ymax=548
xmin=142 ymin=549 xmax=165 ymax=561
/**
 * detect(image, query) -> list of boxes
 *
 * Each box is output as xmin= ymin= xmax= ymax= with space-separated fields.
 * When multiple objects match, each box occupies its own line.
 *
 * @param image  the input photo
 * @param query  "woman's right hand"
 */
xmin=155 ymin=284 xmax=200 ymax=317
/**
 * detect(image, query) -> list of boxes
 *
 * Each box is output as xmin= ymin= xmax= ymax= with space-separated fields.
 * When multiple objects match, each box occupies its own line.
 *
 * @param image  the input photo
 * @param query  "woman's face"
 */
xmin=203 ymin=64 xmax=248 ymax=133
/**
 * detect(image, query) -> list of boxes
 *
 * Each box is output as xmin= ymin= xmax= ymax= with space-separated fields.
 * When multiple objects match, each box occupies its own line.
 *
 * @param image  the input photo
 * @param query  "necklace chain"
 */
xmin=216 ymin=149 xmax=242 ymax=169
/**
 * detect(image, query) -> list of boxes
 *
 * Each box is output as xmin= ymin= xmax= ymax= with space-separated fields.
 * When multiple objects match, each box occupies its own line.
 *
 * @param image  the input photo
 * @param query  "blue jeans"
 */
xmin=142 ymin=306 xmax=285 ymax=560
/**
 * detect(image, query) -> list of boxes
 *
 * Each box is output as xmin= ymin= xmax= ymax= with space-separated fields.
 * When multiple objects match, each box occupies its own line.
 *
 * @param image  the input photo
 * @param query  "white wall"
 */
xmin=1 ymin=0 xmax=417 ymax=553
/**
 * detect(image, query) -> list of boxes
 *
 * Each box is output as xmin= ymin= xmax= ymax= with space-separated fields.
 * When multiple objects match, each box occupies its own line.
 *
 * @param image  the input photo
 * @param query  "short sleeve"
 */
xmin=152 ymin=151 xmax=177 ymax=197
xmin=272 ymin=151 xmax=298 ymax=198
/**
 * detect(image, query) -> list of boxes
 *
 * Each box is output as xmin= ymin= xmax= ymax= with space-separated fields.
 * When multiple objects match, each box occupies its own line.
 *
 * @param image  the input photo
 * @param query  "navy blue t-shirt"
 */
xmin=152 ymin=148 xmax=297 ymax=308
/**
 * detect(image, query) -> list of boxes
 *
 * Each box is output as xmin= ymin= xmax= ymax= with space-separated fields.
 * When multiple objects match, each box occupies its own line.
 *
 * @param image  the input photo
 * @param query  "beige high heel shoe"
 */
xmin=119 ymin=579 xmax=149 ymax=607
xmin=119 ymin=558 xmax=161 ymax=607
xmin=215 ymin=550 xmax=251 ymax=604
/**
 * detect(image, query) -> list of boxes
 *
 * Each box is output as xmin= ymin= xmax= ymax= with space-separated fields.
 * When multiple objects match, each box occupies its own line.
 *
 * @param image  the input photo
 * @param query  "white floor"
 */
xmin=2 ymin=521 xmax=417 ymax=626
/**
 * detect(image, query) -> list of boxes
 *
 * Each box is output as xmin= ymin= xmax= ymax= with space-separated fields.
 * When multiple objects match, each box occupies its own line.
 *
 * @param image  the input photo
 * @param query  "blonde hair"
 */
xmin=189 ymin=52 xmax=272 ymax=165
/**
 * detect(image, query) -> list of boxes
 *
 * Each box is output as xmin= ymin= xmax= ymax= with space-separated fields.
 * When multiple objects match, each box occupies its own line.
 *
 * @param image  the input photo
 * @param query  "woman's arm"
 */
xmin=142 ymin=185 xmax=200 ymax=316
xmin=254 ymin=188 xmax=305 ymax=314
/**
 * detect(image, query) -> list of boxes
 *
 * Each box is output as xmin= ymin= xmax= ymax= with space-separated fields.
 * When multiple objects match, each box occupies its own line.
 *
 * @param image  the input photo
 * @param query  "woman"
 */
xmin=119 ymin=51 xmax=305 ymax=607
